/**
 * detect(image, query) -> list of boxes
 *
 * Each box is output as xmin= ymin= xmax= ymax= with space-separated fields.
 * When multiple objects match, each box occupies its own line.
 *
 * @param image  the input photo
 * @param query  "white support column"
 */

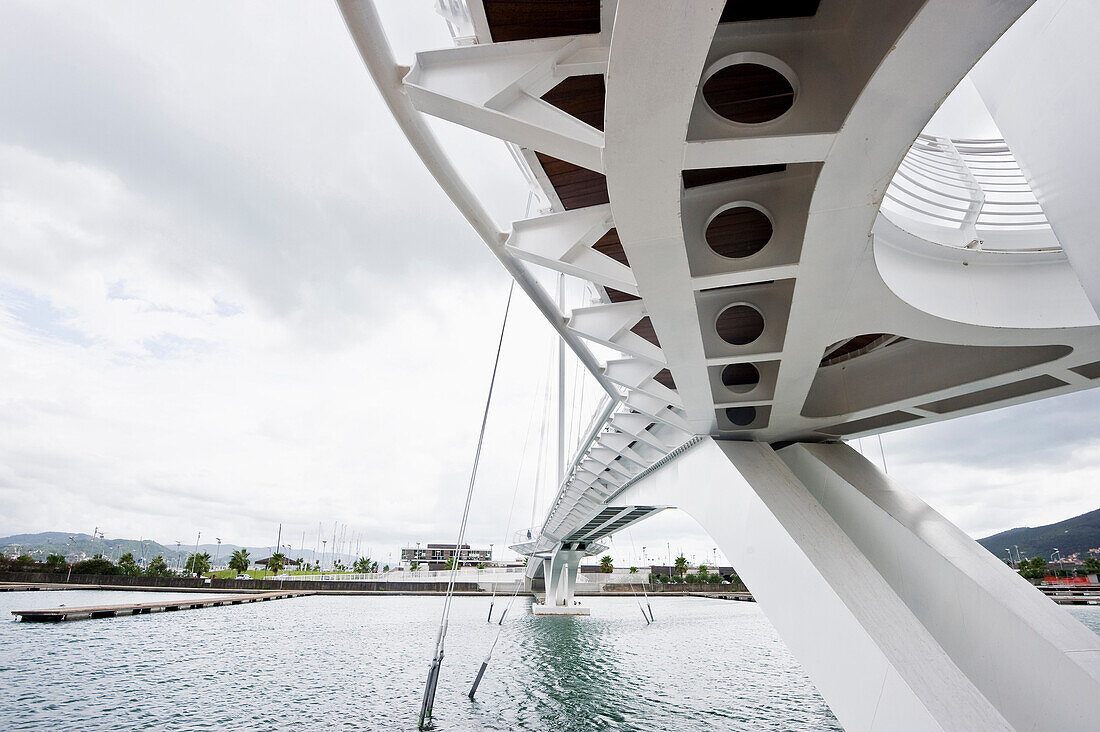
xmin=970 ymin=2 xmax=1100 ymax=317
xmin=543 ymin=545 xmax=585 ymax=607
xmin=562 ymin=554 xmax=580 ymax=606
xmin=614 ymin=437 xmax=1100 ymax=732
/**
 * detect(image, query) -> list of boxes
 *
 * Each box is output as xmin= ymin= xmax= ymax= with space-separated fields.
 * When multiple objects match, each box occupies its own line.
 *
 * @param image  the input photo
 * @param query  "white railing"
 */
xmin=882 ymin=135 xmax=1059 ymax=251
xmin=286 ymin=568 xmax=527 ymax=583
xmin=433 ymin=0 xmax=477 ymax=45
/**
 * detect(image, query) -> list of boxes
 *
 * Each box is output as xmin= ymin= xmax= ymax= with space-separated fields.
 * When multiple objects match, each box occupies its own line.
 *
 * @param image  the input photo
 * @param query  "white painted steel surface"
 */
xmin=615 ymin=438 xmax=1100 ymax=731
xmin=337 ymin=1 xmax=1100 ymax=727
xmin=970 ymin=0 xmax=1100 ymax=317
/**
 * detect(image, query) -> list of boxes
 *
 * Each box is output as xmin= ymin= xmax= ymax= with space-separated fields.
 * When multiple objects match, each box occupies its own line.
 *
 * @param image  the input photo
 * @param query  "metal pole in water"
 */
xmin=418 ymin=283 xmax=514 ymax=728
xmin=469 ymin=659 xmax=489 ymax=699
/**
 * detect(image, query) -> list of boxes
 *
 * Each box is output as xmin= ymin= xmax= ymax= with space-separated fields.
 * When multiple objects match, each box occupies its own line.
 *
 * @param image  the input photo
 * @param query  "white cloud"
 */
xmin=0 ymin=0 xmax=1096 ymax=571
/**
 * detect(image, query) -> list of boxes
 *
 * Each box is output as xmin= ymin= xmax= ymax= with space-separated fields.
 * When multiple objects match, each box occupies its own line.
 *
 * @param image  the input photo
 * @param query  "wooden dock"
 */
xmin=11 ymin=591 xmax=312 ymax=622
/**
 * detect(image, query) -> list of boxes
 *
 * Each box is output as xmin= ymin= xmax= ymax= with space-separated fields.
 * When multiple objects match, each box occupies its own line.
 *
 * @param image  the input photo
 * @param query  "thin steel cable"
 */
xmin=419 ymin=280 xmax=514 ymax=729
xmin=529 ymin=345 xmax=554 ymax=530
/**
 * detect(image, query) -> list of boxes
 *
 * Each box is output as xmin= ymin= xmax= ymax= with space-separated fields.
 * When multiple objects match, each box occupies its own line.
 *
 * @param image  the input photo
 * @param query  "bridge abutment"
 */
xmin=615 ymin=437 xmax=1100 ymax=732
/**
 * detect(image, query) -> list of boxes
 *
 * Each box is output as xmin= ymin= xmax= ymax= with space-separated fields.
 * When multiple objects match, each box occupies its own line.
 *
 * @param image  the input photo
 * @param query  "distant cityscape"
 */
xmin=3 ymin=505 xmax=1099 ymax=576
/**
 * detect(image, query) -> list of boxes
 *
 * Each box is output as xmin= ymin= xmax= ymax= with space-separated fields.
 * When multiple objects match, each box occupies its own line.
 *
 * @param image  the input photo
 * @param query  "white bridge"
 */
xmin=338 ymin=1 xmax=1100 ymax=729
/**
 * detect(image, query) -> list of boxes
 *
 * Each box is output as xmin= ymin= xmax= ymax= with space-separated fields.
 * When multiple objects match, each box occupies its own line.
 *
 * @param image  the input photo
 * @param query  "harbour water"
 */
xmin=2 ymin=590 xmax=1098 ymax=731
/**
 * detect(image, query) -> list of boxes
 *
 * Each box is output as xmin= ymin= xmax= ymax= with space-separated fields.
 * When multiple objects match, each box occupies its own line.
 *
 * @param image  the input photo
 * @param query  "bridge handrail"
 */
xmin=881 ymin=134 xmax=1056 ymax=251
xmin=286 ymin=568 xmax=527 ymax=582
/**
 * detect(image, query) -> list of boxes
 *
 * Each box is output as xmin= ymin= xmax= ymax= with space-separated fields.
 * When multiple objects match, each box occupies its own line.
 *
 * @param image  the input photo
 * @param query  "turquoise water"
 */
xmin=1 ymin=590 xmax=1098 ymax=730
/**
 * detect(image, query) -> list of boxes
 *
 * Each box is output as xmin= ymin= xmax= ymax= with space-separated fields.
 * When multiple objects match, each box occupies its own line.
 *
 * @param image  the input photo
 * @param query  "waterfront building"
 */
xmin=400 ymin=543 xmax=491 ymax=571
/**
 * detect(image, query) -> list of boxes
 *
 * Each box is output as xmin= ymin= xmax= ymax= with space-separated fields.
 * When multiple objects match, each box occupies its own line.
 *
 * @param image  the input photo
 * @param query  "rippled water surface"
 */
xmin=2 ymin=590 xmax=1098 ymax=731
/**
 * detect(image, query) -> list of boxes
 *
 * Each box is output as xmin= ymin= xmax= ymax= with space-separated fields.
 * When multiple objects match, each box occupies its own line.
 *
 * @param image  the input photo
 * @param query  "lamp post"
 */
xmin=321 ymin=540 xmax=327 ymax=573
xmin=175 ymin=541 xmax=182 ymax=572
xmin=214 ymin=538 xmax=222 ymax=574
xmin=1005 ymin=548 xmax=1013 ymax=567
xmin=1051 ymin=548 xmax=1061 ymax=579
xmin=192 ymin=532 xmax=201 ymax=577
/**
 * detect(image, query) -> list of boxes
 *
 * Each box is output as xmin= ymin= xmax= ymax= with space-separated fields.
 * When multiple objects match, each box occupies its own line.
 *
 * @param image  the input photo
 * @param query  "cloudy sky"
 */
xmin=1 ymin=1 xmax=1097 ymax=568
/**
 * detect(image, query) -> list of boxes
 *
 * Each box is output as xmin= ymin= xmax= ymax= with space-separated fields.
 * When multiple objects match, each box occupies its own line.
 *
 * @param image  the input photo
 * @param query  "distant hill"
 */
xmin=0 ymin=532 xmax=352 ymax=566
xmin=978 ymin=508 xmax=1100 ymax=561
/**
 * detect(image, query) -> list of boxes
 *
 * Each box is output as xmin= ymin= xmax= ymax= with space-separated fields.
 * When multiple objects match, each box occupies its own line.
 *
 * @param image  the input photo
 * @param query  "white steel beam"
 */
xmin=336 ymin=0 xmax=620 ymax=402
xmin=505 ymin=206 xmax=638 ymax=294
xmin=602 ymin=1 xmax=724 ymax=434
xmin=404 ymin=37 xmax=606 ymax=171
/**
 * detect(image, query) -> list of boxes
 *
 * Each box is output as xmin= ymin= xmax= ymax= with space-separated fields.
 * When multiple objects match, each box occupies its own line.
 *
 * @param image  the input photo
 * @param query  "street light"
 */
xmin=175 ymin=541 xmax=182 ymax=572
xmin=321 ymin=540 xmax=327 ymax=573
xmin=1005 ymin=548 xmax=1013 ymax=567
xmin=1051 ymin=548 xmax=1061 ymax=579
xmin=192 ymin=532 xmax=201 ymax=577
xmin=214 ymin=538 xmax=222 ymax=575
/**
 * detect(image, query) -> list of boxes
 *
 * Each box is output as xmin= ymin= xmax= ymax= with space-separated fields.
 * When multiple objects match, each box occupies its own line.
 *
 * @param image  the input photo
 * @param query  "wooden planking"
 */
xmin=722 ymin=362 xmax=760 ymax=389
xmin=706 ymin=206 xmax=773 ymax=258
xmin=593 ymin=228 xmax=629 ymax=266
xmin=605 ymin=287 xmax=640 ymax=303
xmin=484 ymin=0 xmax=600 ymax=43
xmin=682 ymin=164 xmax=787 ymax=189
xmin=654 ymin=368 xmax=677 ymax=390
xmin=821 ymin=333 xmax=887 ymax=365
xmin=631 ymin=316 xmax=661 ymax=348
xmin=535 ymin=152 xmax=609 ymax=210
xmin=715 ymin=305 xmax=765 ymax=345
xmin=13 ymin=591 xmax=312 ymax=622
xmin=819 ymin=334 xmax=908 ymax=367
xmin=720 ymin=0 xmax=821 ymax=23
xmin=541 ymin=74 xmax=606 ymax=131
xmin=702 ymin=64 xmax=795 ymax=124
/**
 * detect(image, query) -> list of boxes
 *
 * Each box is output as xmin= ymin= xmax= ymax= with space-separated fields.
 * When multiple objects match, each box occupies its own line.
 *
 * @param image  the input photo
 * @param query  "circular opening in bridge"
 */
xmin=715 ymin=304 xmax=765 ymax=345
xmin=725 ymin=406 xmax=757 ymax=427
xmin=702 ymin=58 xmax=795 ymax=124
xmin=721 ymin=362 xmax=760 ymax=394
xmin=705 ymin=204 xmax=773 ymax=259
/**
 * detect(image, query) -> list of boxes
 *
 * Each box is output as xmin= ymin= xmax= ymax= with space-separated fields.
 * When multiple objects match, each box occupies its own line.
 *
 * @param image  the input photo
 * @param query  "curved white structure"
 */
xmin=338 ymin=1 xmax=1100 ymax=729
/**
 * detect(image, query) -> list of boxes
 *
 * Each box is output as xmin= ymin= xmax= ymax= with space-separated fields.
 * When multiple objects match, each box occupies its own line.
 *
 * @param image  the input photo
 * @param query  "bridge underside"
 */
xmin=339 ymin=0 xmax=1100 ymax=728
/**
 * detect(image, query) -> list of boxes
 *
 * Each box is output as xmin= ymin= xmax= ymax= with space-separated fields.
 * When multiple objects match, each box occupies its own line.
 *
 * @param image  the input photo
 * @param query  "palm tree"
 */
xmin=674 ymin=554 xmax=688 ymax=578
xmin=599 ymin=555 xmax=614 ymax=573
xmin=268 ymin=552 xmax=286 ymax=576
xmin=228 ymin=549 xmax=250 ymax=574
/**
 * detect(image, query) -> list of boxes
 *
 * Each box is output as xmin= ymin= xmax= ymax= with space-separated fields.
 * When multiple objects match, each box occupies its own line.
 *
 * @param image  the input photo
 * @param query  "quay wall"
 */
xmin=0 ymin=572 xmax=482 ymax=594
xmin=1 ymin=572 xmax=749 ymax=595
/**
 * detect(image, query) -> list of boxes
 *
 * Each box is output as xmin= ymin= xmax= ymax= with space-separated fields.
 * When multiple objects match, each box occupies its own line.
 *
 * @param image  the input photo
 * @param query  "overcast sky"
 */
xmin=1 ymin=1 xmax=1097 ymax=568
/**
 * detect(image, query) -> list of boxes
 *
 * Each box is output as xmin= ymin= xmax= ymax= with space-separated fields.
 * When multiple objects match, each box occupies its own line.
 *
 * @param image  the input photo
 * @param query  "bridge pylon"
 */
xmin=531 ymin=543 xmax=589 ymax=616
xmin=614 ymin=437 xmax=1100 ymax=732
